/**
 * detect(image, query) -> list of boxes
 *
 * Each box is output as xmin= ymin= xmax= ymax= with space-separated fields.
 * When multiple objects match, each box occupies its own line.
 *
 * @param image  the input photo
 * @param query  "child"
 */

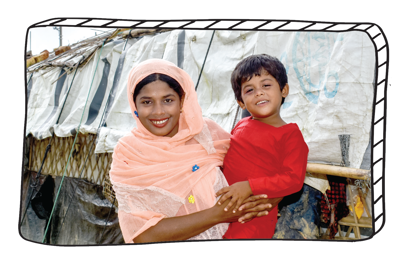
xmin=216 ymin=54 xmax=309 ymax=239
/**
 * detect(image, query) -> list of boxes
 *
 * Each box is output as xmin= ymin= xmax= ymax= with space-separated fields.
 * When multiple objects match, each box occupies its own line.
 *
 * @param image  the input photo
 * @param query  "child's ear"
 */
xmin=237 ymin=100 xmax=246 ymax=110
xmin=282 ymin=83 xmax=289 ymax=98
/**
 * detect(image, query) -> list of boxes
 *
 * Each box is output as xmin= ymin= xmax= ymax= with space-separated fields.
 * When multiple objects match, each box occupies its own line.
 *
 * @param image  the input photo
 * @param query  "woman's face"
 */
xmin=135 ymin=80 xmax=183 ymax=137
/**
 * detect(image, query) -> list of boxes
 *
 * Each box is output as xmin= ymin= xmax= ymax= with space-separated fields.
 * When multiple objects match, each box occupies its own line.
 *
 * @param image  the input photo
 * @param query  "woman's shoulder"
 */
xmin=202 ymin=117 xmax=231 ymax=141
xmin=203 ymin=117 xmax=220 ymax=128
xmin=203 ymin=118 xmax=228 ymax=133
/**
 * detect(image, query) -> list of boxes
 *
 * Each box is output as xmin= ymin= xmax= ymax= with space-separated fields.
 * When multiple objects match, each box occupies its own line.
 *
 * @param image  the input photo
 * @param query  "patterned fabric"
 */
xmin=319 ymin=176 xmax=349 ymax=239
xmin=273 ymin=184 xmax=321 ymax=239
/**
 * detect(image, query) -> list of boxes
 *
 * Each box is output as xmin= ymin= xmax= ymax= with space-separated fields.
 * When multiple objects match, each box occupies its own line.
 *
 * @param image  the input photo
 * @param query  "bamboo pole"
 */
xmin=306 ymin=163 xmax=370 ymax=180
xmin=26 ymin=50 xmax=49 ymax=68
xmin=54 ymin=45 xmax=71 ymax=56
xmin=28 ymin=136 xmax=33 ymax=171
xmin=338 ymin=215 xmax=372 ymax=228
xmin=338 ymin=224 xmax=344 ymax=238
xmin=347 ymin=185 xmax=361 ymax=239
xmin=358 ymin=188 xmax=372 ymax=218
xmin=345 ymin=226 xmax=352 ymax=237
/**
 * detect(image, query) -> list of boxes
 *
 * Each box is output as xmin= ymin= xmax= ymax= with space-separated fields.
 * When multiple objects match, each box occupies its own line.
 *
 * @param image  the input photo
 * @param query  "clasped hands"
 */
xmin=215 ymin=181 xmax=282 ymax=224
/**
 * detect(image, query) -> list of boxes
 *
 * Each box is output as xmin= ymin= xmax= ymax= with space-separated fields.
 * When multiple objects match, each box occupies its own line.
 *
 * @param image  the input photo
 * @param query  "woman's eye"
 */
xmin=164 ymin=99 xmax=173 ymax=103
xmin=142 ymin=101 xmax=151 ymax=105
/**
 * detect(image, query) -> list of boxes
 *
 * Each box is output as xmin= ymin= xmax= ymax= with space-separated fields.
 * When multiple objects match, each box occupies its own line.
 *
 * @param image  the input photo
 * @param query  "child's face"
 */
xmin=238 ymin=69 xmax=288 ymax=125
xmin=135 ymin=80 xmax=183 ymax=137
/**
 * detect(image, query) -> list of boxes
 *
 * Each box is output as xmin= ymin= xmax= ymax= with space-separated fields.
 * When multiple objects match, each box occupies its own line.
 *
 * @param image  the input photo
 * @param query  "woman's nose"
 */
xmin=152 ymin=103 xmax=165 ymax=115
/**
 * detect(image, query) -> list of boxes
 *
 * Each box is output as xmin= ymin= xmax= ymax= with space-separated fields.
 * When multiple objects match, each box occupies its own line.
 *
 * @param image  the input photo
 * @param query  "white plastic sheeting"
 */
xmin=26 ymin=30 xmax=375 ymax=169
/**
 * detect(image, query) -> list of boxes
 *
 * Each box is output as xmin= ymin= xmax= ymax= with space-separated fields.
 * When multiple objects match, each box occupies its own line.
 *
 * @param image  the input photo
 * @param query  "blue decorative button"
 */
xmin=192 ymin=164 xmax=199 ymax=172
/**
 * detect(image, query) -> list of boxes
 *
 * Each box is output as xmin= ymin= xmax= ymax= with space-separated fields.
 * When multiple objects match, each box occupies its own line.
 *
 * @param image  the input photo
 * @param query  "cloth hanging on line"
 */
xmin=273 ymin=184 xmax=321 ymax=239
xmin=320 ymin=176 xmax=349 ymax=239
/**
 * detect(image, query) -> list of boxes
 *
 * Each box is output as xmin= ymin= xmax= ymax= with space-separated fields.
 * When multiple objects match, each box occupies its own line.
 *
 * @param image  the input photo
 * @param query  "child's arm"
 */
xmin=249 ymin=129 xmax=308 ymax=198
xmin=215 ymin=181 xmax=253 ymax=213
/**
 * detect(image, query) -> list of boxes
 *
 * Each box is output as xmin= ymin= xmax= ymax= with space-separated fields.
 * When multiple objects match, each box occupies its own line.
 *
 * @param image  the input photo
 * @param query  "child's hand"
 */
xmin=215 ymin=181 xmax=253 ymax=213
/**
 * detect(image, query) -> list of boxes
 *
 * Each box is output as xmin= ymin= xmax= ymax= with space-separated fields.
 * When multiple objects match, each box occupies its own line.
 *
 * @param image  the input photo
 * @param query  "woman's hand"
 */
xmin=238 ymin=196 xmax=283 ymax=224
xmin=211 ymin=197 xmax=250 ymax=224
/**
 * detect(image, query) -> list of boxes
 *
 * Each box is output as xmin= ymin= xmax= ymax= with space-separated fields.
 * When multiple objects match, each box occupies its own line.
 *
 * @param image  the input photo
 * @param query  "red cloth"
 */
xmin=222 ymin=117 xmax=309 ymax=239
xmin=319 ymin=180 xmax=349 ymax=239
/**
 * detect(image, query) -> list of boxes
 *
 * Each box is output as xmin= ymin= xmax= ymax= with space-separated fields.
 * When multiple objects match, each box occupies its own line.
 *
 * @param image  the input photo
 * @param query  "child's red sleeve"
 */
xmin=248 ymin=129 xmax=309 ymax=198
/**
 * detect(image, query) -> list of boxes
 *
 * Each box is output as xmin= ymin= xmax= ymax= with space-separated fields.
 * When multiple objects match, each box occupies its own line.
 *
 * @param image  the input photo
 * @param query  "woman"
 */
xmin=110 ymin=59 xmax=277 ymax=243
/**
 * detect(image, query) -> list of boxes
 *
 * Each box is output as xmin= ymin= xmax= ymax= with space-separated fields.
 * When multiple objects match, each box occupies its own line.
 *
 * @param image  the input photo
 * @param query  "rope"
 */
xmin=42 ymin=39 xmax=108 ymax=243
xmin=230 ymin=105 xmax=241 ymax=132
xmin=123 ymin=30 xmax=132 ymax=53
xmin=56 ymin=36 xmax=130 ymax=242
xmin=27 ymin=73 xmax=33 ymax=86
xmin=195 ymin=30 xmax=215 ymax=91
xmin=20 ymin=61 xmax=83 ymax=228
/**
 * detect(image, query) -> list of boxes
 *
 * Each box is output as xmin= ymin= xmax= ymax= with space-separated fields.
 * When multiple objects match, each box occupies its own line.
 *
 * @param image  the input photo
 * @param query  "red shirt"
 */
xmin=222 ymin=117 xmax=309 ymax=239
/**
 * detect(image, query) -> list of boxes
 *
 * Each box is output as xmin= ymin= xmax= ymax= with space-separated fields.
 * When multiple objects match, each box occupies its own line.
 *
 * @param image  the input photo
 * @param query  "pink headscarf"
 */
xmin=110 ymin=59 xmax=230 ymax=242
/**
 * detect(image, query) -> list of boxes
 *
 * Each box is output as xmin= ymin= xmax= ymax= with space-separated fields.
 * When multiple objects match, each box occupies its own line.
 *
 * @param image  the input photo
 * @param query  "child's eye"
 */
xmin=264 ymin=84 xmax=271 ymax=88
xmin=245 ymin=89 xmax=253 ymax=94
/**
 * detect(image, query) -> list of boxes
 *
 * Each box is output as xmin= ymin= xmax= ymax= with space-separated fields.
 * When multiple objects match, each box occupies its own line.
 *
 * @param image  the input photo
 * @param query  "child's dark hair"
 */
xmin=231 ymin=54 xmax=288 ymax=104
xmin=133 ymin=73 xmax=184 ymax=103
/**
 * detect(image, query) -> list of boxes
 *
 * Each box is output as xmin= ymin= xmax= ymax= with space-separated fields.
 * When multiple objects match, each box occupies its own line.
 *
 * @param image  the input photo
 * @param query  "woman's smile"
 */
xmin=150 ymin=118 xmax=169 ymax=127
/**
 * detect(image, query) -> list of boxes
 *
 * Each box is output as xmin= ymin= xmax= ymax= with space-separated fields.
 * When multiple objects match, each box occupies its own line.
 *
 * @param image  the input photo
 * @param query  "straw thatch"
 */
xmin=26 ymin=28 xmax=172 ymax=73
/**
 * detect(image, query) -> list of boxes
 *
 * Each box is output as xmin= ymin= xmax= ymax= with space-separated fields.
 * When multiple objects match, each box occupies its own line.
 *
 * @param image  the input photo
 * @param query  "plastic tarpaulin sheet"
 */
xmin=20 ymin=171 xmax=124 ymax=245
xmin=273 ymin=184 xmax=322 ymax=239
xmin=26 ymin=30 xmax=375 ymax=169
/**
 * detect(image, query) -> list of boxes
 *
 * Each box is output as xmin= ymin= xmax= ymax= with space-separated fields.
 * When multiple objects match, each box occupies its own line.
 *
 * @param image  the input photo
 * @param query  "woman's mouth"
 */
xmin=150 ymin=118 xmax=169 ymax=128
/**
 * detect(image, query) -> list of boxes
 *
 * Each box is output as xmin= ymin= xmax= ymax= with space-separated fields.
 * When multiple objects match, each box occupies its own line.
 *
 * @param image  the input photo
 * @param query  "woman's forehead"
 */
xmin=137 ymin=80 xmax=179 ymax=98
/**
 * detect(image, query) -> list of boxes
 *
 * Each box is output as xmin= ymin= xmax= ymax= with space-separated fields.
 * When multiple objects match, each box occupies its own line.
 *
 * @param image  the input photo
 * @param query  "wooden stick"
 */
xmin=347 ymin=185 xmax=361 ymax=239
xmin=345 ymin=226 xmax=352 ymax=237
xmin=338 ymin=215 xmax=372 ymax=226
xmin=335 ymin=236 xmax=357 ymax=241
xmin=352 ymin=226 xmax=360 ymax=239
xmin=338 ymin=224 xmax=344 ymax=238
xmin=28 ymin=136 xmax=33 ymax=171
xmin=306 ymin=163 xmax=370 ymax=180
xmin=338 ymin=222 xmax=372 ymax=228
xmin=358 ymin=188 xmax=372 ymax=218
xmin=26 ymin=50 xmax=50 ymax=68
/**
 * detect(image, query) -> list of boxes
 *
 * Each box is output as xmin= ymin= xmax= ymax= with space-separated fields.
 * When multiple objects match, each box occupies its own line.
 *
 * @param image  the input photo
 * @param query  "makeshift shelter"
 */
xmin=21 ymin=24 xmax=378 ymax=244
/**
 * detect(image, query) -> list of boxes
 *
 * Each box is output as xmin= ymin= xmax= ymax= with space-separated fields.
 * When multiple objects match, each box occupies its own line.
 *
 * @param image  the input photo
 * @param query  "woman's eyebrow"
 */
xmin=138 ymin=96 xmax=152 ymax=100
xmin=138 ymin=93 xmax=176 ymax=100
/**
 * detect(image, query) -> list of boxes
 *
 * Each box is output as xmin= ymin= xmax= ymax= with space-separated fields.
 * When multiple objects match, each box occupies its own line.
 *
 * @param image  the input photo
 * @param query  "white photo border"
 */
xmin=20 ymin=16 xmax=393 ymax=247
